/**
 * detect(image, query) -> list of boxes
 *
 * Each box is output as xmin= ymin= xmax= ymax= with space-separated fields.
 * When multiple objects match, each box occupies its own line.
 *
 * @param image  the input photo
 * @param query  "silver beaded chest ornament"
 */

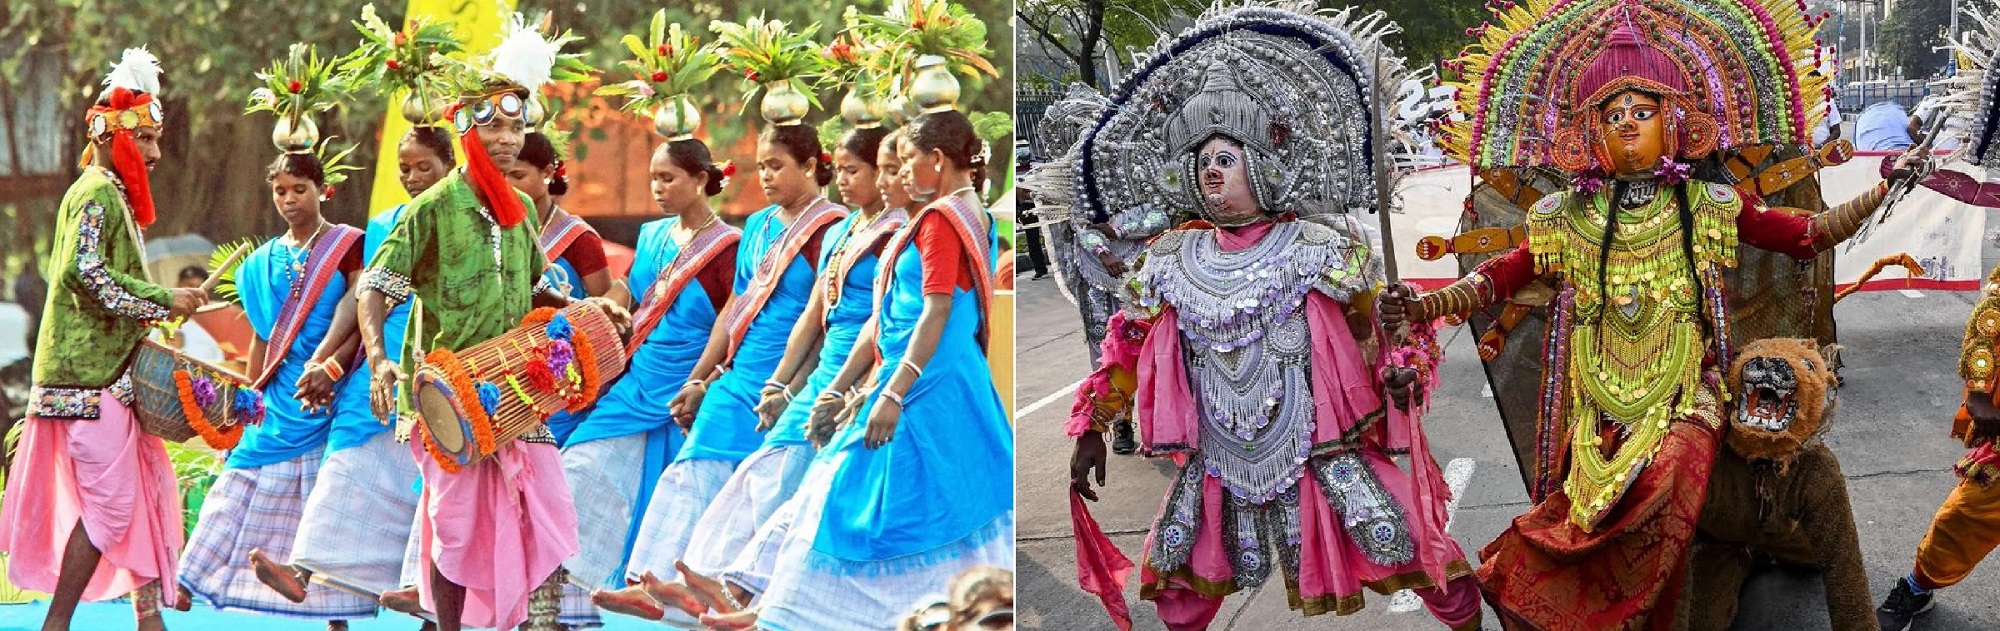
xmin=1041 ymin=2 xmax=1424 ymax=576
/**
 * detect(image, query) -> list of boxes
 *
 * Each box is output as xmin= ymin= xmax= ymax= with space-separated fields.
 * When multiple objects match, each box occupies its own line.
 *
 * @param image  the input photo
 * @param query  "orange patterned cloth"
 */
xmin=1477 ymin=419 xmax=1719 ymax=631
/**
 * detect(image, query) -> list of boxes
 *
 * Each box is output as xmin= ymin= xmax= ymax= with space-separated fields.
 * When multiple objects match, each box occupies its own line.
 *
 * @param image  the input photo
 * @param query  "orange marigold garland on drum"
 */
xmin=413 ymin=418 xmax=465 ymax=474
xmin=174 ymin=370 xmax=245 ymax=450
xmin=427 ymin=347 xmax=501 ymax=457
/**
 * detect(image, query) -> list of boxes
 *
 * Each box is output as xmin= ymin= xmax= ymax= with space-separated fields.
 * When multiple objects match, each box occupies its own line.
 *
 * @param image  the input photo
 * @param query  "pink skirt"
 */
xmin=409 ymin=440 xmax=578 ymax=630
xmin=0 ymin=395 xmax=183 ymax=607
xmin=1141 ymin=449 xmax=1472 ymax=615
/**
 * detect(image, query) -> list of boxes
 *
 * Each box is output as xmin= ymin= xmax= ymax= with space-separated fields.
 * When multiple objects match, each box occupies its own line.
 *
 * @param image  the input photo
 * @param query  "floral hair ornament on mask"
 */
xmin=82 ymin=48 xmax=166 ymax=227
xmin=438 ymin=10 xmax=596 ymax=228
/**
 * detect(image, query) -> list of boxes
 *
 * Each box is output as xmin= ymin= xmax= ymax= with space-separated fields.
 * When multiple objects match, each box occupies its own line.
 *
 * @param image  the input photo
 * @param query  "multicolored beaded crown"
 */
xmin=1436 ymin=0 xmax=1831 ymax=172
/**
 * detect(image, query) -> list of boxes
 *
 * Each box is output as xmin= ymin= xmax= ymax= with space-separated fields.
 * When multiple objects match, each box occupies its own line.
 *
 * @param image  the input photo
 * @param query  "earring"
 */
xmin=934 ymin=164 xmax=942 ymax=173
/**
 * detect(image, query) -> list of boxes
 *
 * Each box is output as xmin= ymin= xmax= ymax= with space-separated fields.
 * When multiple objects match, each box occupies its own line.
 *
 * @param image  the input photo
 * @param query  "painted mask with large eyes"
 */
xmin=1195 ymin=135 xmax=1264 ymax=226
xmin=1598 ymin=90 xmax=1668 ymax=176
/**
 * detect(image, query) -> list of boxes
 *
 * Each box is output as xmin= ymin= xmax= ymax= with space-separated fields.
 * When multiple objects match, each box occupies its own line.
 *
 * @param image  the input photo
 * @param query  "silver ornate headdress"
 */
xmin=1938 ymin=3 xmax=2000 ymax=177
xmin=1023 ymin=1 xmax=1409 ymax=225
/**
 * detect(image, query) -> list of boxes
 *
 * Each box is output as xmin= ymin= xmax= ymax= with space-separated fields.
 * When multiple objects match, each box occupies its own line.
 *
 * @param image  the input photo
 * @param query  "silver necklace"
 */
xmin=1136 ymin=220 xmax=1350 ymax=504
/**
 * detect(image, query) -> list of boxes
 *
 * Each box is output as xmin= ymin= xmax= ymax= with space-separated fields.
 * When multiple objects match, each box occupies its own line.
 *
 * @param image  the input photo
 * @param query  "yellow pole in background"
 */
xmin=366 ymin=0 xmax=517 ymax=216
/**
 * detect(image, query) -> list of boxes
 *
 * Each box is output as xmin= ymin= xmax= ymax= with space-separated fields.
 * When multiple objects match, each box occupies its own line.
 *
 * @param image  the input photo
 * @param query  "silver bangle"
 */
xmin=880 ymin=389 xmax=906 ymax=408
xmin=899 ymin=359 xmax=924 ymax=380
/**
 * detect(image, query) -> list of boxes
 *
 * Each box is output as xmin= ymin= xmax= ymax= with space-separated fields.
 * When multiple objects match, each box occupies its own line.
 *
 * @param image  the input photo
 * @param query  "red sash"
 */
xmin=626 ymin=222 xmax=743 ymax=355
xmin=254 ymin=225 xmax=363 ymax=390
xmin=821 ymin=208 xmax=910 ymax=326
xmin=875 ymin=195 xmax=994 ymax=352
xmin=716 ymin=198 xmax=848 ymax=365
xmin=537 ymin=209 xmax=594 ymax=264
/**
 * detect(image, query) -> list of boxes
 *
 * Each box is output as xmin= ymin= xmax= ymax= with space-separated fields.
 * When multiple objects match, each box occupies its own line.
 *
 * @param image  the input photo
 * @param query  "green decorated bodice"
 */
xmin=1525 ymin=181 xmax=1740 ymax=531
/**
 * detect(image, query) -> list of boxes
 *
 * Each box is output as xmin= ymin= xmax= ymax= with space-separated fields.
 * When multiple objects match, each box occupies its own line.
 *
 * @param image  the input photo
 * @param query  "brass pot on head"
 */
xmin=653 ymin=94 xmax=702 ymax=140
xmin=272 ymin=114 xmax=320 ymax=153
xmin=840 ymin=88 xmax=887 ymax=129
xmin=761 ymin=81 xmax=811 ymax=126
xmin=910 ymin=55 xmax=960 ymax=113
xmin=886 ymin=93 xmax=912 ymax=127
xmin=400 ymin=92 xmax=444 ymax=125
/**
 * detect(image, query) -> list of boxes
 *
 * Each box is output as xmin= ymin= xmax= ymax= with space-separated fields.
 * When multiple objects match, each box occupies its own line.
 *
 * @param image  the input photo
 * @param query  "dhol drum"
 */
xmin=130 ymin=338 xmax=260 ymax=449
xmin=409 ymin=302 xmax=627 ymax=469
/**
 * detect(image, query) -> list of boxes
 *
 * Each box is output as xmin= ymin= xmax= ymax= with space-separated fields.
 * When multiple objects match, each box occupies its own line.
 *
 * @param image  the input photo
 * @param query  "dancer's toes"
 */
xmin=638 ymin=571 xmax=708 ymax=617
xmin=675 ymin=560 xmax=737 ymax=613
xmin=249 ymin=548 xmax=310 ymax=603
xmin=591 ymin=587 xmax=665 ymax=621
xmin=378 ymin=586 xmax=427 ymax=616
xmin=699 ymin=608 xmax=759 ymax=631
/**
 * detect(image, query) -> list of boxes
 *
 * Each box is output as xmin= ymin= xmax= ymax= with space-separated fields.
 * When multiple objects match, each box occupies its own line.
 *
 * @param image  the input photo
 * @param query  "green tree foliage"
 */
xmin=0 ymin=0 xmax=388 ymax=271
xmin=1880 ymin=0 xmax=1989 ymax=78
xmin=1020 ymin=0 xmax=1486 ymax=89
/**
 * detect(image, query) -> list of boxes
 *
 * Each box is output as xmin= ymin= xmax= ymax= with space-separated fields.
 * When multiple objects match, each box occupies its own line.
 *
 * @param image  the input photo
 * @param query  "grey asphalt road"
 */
xmin=1013 ymin=274 xmax=2000 ymax=630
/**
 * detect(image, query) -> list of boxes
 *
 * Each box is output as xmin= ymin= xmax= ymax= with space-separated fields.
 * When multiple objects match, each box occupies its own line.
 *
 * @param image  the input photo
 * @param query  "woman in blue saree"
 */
xmin=643 ymin=126 xmax=914 ymax=619
xmin=178 ymin=152 xmax=379 ymax=627
xmin=704 ymin=110 xmax=1013 ymax=631
xmin=559 ymin=137 xmax=741 ymax=627
xmin=249 ymin=127 xmax=456 ymax=618
xmin=611 ymin=121 xmax=847 ymax=627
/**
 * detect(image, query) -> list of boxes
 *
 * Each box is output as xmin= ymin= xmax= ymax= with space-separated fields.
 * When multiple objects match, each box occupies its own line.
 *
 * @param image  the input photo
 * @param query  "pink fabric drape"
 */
xmin=1 ymin=396 xmax=183 ymax=607
xmin=410 ymin=440 xmax=578 ymax=629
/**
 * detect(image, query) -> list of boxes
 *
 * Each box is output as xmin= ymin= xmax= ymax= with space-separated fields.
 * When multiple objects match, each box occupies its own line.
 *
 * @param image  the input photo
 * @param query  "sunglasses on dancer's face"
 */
xmin=451 ymin=90 xmax=540 ymax=135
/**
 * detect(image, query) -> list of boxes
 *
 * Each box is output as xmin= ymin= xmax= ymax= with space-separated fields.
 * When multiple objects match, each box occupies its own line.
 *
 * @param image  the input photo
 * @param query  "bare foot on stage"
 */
xmin=590 ymin=587 xmax=665 ymax=621
xmin=249 ymin=548 xmax=310 ymax=603
xmin=137 ymin=616 xmax=166 ymax=631
xmin=675 ymin=561 xmax=737 ymax=614
xmin=417 ymin=622 xmax=437 ymax=631
xmin=326 ymin=622 xmax=349 ymax=631
xmin=699 ymin=607 xmax=759 ymax=630
xmin=378 ymin=586 xmax=427 ymax=616
xmin=638 ymin=571 xmax=707 ymax=617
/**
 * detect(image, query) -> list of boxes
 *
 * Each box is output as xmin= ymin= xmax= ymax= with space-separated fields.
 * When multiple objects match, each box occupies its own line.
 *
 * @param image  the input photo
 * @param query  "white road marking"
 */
xmin=1481 ymin=384 xmax=1493 ymax=398
xmin=1016 ymin=378 xmax=1085 ymax=421
xmin=1900 ymin=289 xmax=1925 ymax=299
xmin=1388 ymin=457 xmax=1477 ymax=613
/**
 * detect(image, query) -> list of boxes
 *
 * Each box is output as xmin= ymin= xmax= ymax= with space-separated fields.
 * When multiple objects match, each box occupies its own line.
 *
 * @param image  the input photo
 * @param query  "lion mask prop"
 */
xmin=1726 ymin=338 xmax=1841 ymax=468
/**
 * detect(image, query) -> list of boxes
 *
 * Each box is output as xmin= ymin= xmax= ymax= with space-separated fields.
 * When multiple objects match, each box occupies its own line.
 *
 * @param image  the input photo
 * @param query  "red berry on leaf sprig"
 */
xmin=287 ymin=80 xmax=303 ymax=94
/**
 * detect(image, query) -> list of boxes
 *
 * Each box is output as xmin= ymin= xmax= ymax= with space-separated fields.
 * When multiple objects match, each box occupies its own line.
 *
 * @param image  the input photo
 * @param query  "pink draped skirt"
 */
xmin=0 ymin=395 xmax=183 ymax=607
xmin=408 ymin=439 xmax=578 ymax=630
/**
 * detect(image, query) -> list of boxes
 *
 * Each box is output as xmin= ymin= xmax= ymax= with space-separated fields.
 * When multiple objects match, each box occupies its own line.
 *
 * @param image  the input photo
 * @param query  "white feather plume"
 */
xmin=488 ymin=13 xmax=558 ymax=93
xmin=102 ymin=48 xmax=162 ymax=95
